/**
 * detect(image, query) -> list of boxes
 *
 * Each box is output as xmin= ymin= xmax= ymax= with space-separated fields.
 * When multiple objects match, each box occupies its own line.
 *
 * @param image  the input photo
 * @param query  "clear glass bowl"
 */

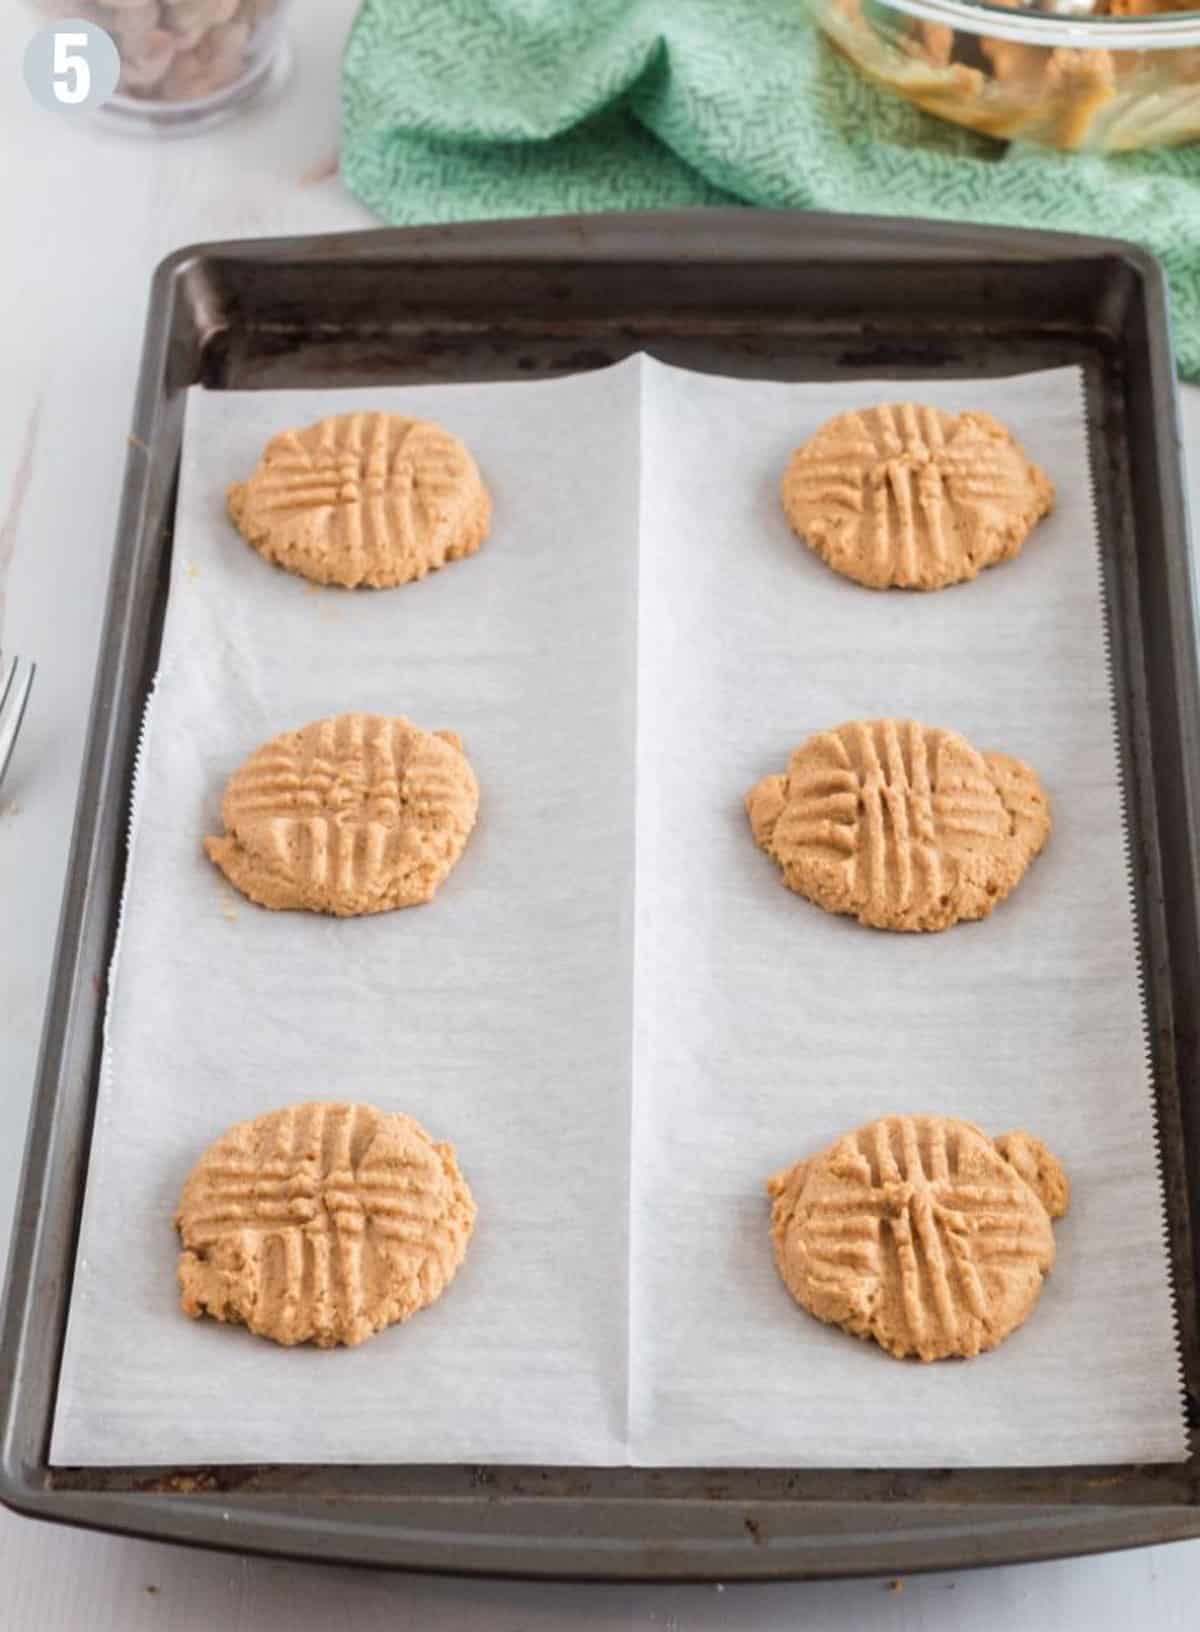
xmin=811 ymin=0 xmax=1200 ymax=150
xmin=30 ymin=1 xmax=292 ymax=134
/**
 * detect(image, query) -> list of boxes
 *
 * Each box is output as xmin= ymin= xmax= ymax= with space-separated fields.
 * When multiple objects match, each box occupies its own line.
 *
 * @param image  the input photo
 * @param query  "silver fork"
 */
xmin=0 ymin=652 xmax=35 ymax=793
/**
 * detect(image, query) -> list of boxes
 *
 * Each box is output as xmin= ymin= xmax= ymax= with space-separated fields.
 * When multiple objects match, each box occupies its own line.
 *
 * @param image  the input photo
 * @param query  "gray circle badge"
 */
xmin=24 ymin=18 xmax=121 ymax=112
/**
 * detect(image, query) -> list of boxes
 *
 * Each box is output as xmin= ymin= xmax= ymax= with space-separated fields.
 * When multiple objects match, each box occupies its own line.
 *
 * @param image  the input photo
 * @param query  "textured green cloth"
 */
xmin=342 ymin=0 xmax=1200 ymax=378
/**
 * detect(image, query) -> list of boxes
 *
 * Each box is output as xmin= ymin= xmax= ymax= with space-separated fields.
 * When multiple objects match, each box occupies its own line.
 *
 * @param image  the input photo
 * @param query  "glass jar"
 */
xmin=810 ymin=0 xmax=1200 ymax=151
xmin=30 ymin=0 xmax=292 ymax=134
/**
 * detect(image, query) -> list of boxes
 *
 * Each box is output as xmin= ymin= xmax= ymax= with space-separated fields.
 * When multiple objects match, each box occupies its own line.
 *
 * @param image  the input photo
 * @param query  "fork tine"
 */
xmin=0 ymin=653 xmax=16 ymax=719
xmin=0 ymin=659 xmax=35 ymax=791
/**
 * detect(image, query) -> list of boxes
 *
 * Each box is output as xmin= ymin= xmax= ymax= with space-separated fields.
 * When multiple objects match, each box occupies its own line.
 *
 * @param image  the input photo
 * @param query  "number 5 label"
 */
xmin=24 ymin=19 xmax=121 ymax=114
xmin=53 ymin=32 xmax=91 ymax=105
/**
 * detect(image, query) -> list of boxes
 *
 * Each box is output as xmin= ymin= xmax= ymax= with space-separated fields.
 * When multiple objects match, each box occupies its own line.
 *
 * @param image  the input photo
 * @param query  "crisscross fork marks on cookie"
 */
xmin=767 ymin=1115 xmax=1068 ymax=1361
xmin=205 ymin=714 xmax=479 ymax=917
xmin=176 ymin=1102 xmax=477 ymax=1348
xmin=746 ymin=719 xmax=1051 ymax=932
xmin=228 ymin=411 xmax=492 ymax=590
xmin=782 ymin=403 xmax=1054 ymax=590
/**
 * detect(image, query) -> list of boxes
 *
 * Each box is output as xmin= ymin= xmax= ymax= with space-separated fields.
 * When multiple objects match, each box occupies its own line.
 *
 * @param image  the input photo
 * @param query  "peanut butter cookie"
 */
xmin=782 ymin=404 xmax=1053 ymax=590
xmin=228 ymin=411 xmax=492 ymax=589
xmin=746 ymin=718 xmax=1050 ymax=932
xmin=767 ymin=1114 xmax=1069 ymax=1362
xmin=177 ymin=1101 xmax=476 ymax=1349
xmin=205 ymin=713 xmax=479 ymax=917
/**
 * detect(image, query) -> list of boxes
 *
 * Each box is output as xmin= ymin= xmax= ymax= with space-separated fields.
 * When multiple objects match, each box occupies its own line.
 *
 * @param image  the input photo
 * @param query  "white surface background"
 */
xmin=3 ymin=0 xmax=1200 ymax=1622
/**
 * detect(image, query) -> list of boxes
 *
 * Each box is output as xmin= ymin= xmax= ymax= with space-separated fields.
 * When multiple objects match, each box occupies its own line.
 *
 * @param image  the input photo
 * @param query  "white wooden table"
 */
xmin=2 ymin=3 xmax=1198 ymax=1623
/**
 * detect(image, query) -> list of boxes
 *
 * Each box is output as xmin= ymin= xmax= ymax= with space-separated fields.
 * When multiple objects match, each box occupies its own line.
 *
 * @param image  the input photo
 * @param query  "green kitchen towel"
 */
xmin=342 ymin=0 xmax=1200 ymax=378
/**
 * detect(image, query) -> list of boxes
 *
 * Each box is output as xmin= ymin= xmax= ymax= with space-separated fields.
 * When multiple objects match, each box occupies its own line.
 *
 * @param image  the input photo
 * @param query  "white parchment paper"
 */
xmin=627 ymin=361 xmax=1184 ymax=1466
xmin=51 ymin=358 xmax=1187 ymax=1468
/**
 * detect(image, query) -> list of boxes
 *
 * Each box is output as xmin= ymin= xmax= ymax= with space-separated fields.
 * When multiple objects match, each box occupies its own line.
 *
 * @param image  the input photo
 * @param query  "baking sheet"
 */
xmin=51 ymin=357 xmax=1186 ymax=1468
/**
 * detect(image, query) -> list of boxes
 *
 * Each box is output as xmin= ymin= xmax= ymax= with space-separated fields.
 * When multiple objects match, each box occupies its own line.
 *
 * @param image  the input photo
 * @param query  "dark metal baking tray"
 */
xmin=2 ymin=210 xmax=1199 ymax=1580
